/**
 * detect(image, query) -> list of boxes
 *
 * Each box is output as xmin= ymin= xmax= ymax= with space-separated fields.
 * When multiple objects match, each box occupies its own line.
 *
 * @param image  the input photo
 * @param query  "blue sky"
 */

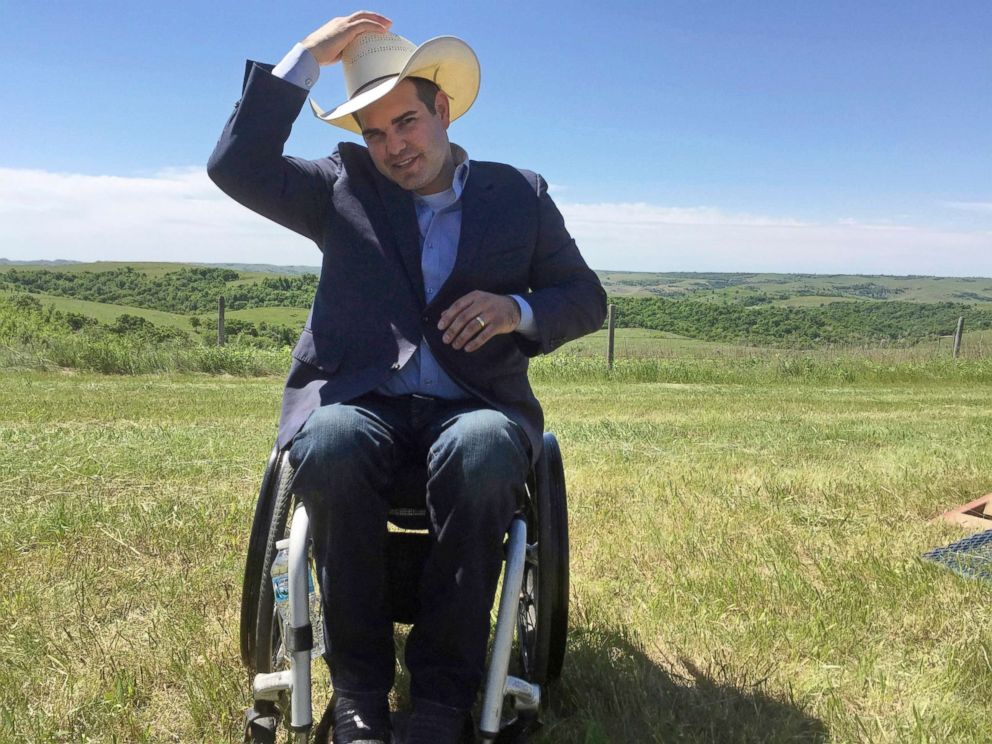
xmin=1 ymin=1 xmax=990 ymax=274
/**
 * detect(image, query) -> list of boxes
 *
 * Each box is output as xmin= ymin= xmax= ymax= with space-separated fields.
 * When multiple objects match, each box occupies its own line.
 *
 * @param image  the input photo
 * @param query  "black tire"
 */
xmin=515 ymin=433 xmax=570 ymax=690
xmin=537 ymin=433 xmax=569 ymax=684
xmin=241 ymin=445 xmax=282 ymax=671
xmin=253 ymin=451 xmax=296 ymax=677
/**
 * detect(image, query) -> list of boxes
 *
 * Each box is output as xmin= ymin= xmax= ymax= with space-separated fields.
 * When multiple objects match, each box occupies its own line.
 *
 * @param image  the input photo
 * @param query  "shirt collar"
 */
xmin=413 ymin=143 xmax=470 ymax=213
xmin=450 ymin=143 xmax=470 ymax=199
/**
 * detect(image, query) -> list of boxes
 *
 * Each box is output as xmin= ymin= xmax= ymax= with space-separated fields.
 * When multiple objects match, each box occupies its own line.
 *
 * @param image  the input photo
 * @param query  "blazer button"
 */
xmin=422 ymin=313 xmax=430 ymax=323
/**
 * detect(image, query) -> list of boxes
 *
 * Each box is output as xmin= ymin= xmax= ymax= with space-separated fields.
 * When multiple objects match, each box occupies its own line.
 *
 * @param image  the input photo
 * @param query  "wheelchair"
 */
xmin=240 ymin=432 xmax=570 ymax=743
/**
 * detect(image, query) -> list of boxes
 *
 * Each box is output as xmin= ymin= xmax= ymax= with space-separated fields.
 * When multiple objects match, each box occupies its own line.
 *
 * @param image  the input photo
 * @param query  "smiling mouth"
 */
xmin=392 ymin=155 xmax=419 ymax=171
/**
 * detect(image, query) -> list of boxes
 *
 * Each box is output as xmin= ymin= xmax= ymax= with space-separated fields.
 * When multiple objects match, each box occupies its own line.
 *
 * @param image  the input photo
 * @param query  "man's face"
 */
xmin=358 ymin=79 xmax=454 ymax=195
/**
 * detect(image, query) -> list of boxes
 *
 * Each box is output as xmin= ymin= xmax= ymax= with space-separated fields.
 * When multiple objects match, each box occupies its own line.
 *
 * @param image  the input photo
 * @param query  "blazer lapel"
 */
xmin=373 ymin=172 xmax=426 ymax=307
xmin=450 ymin=164 xmax=495 ymax=280
xmin=337 ymin=143 xmax=426 ymax=306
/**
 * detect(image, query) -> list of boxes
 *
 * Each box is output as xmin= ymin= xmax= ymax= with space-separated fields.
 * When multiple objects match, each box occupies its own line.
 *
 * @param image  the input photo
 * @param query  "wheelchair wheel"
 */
xmin=516 ymin=432 xmax=569 ymax=690
xmin=241 ymin=446 xmax=296 ymax=678
xmin=241 ymin=445 xmax=283 ymax=671
xmin=252 ymin=451 xmax=296 ymax=677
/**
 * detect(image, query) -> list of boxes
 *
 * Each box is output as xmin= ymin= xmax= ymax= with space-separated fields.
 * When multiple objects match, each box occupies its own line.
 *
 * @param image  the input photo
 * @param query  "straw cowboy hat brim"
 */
xmin=309 ymin=34 xmax=480 ymax=134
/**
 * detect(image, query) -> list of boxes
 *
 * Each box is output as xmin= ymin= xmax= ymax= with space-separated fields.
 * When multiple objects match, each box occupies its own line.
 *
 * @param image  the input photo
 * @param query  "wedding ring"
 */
xmin=475 ymin=315 xmax=486 ymax=330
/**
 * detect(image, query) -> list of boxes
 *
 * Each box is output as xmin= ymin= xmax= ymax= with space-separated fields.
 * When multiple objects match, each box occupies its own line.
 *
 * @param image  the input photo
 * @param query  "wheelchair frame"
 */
xmin=241 ymin=432 xmax=569 ymax=744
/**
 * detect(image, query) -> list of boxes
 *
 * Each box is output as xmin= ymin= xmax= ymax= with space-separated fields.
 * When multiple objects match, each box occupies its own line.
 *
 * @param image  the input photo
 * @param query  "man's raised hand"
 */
xmin=438 ymin=291 xmax=522 ymax=353
xmin=301 ymin=11 xmax=392 ymax=66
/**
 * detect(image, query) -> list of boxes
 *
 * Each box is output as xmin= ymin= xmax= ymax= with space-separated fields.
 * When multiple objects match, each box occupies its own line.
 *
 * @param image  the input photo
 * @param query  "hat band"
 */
xmin=351 ymin=74 xmax=399 ymax=99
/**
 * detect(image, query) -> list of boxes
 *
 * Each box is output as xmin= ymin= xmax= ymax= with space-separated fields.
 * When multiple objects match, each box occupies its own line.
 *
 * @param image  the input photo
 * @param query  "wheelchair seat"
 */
xmin=240 ymin=432 xmax=570 ymax=744
xmin=382 ymin=460 xmax=432 ymax=626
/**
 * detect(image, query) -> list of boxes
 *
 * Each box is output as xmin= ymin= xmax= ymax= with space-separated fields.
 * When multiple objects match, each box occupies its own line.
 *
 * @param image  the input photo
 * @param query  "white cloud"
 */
xmin=1 ymin=167 xmax=990 ymax=276
xmin=0 ymin=166 xmax=320 ymax=266
xmin=942 ymin=201 xmax=992 ymax=214
xmin=560 ymin=202 xmax=992 ymax=276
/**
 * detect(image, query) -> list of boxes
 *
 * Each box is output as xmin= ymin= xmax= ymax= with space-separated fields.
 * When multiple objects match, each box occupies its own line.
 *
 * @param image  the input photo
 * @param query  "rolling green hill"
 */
xmin=0 ymin=287 xmax=192 ymax=329
xmin=5 ymin=262 xmax=992 ymax=303
xmin=596 ymin=270 xmax=992 ymax=304
xmin=0 ymin=260 xmax=316 ymax=281
xmin=4 ymin=262 xmax=992 ymax=351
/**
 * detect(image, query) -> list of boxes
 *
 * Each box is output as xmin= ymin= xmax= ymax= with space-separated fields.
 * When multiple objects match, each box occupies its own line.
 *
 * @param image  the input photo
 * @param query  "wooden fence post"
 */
xmin=607 ymin=304 xmax=616 ymax=369
xmin=952 ymin=316 xmax=964 ymax=358
xmin=218 ymin=296 xmax=226 ymax=347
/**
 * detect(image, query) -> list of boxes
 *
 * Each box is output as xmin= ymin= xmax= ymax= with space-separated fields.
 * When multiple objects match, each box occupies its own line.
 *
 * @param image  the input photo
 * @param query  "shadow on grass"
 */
xmin=541 ymin=625 xmax=827 ymax=744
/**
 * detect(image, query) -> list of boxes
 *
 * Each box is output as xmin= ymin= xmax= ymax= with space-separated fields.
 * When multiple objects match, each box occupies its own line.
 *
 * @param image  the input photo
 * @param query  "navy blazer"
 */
xmin=207 ymin=61 xmax=607 ymax=463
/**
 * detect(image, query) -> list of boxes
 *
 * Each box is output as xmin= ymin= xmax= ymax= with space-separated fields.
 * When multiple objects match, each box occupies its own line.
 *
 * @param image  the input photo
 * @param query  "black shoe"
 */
xmin=315 ymin=692 xmax=392 ymax=744
xmin=404 ymin=700 xmax=474 ymax=744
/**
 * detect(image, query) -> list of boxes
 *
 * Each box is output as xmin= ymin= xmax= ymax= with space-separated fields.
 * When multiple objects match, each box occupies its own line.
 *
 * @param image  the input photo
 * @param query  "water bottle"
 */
xmin=270 ymin=540 xmax=291 ymax=627
xmin=271 ymin=539 xmax=326 ymax=659
xmin=307 ymin=559 xmax=326 ymax=658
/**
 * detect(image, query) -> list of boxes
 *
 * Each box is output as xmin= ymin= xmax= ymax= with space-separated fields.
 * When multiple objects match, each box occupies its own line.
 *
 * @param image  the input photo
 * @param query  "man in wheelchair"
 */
xmin=208 ymin=11 xmax=606 ymax=743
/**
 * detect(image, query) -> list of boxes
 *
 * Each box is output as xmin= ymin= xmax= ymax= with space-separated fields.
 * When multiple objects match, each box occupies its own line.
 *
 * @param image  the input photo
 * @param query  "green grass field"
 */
xmin=557 ymin=328 xmax=992 ymax=361
xmin=557 ymin=328 xmax=749 ymax=357
xmin=220 ymin=307 xmax=310 ymax=326
xmin=773 ymin=296 xmax=863 ymax=308
xmin=2 ymin=365 xmax=991 ymax=743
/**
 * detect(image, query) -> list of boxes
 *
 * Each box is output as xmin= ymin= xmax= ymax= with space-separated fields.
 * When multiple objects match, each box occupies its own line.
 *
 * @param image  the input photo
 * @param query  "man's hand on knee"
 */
xmin=437 ymin=291 xmax=522 ymax=352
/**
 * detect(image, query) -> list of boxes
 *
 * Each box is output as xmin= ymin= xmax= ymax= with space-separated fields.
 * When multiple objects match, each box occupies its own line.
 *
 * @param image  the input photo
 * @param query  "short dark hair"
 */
xmin=407 ymin=76 xmax=440 ymax=114
xmin=354 ymin=76 xmax=442 ymax=130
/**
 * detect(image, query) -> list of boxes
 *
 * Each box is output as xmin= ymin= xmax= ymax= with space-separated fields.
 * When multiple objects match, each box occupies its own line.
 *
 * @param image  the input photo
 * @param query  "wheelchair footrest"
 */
xmin=505 ymin=676 xmax=540 ymax=712
xmin=253 ymin=670 xmax=293 ymax=701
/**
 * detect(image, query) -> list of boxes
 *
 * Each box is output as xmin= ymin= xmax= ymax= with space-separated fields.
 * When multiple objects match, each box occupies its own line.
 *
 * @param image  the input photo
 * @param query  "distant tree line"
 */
xmin=0 ymin=267 xmax=317 ymax=313
xmin=610 ymin=297 xmax=992 ymax=347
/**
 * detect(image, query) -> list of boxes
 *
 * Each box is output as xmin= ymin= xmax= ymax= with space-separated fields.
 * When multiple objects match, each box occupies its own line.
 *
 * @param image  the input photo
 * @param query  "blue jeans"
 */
xmin=287 ymin=392 xmax=530 ymax=711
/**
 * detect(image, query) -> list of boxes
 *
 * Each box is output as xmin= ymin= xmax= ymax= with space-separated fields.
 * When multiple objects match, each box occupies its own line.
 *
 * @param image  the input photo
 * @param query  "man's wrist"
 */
xmin=271 ymin=42 xmax=320 ymax=90
xmin=509 ymin=295 xmax=539 ymax=339
xmin=508 ymin=295 xmax=521 ymax=330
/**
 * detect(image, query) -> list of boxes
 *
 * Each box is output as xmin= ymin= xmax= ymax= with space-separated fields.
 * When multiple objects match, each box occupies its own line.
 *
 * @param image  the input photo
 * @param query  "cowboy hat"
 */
xmin=309 ymin=32 xmax=480 ymax=134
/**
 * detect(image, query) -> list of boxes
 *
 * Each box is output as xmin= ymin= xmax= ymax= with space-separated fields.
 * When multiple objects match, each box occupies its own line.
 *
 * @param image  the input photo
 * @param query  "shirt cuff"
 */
xmin=510 ymin=295 xmax=539 ymax=340
xmin=271 ymin=42 xmax=319 ymax=90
